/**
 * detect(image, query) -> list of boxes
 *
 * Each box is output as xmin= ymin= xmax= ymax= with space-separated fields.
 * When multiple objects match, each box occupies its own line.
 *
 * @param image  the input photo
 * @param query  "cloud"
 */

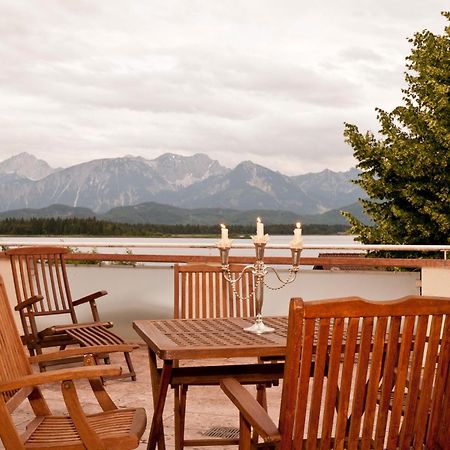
xmin=0 ymin=0 xmax=447 ymax=174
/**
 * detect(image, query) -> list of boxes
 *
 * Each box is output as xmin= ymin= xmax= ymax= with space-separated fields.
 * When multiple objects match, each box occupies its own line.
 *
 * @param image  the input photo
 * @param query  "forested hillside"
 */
xmin=0 ymin=217 xmax=348 ymax=237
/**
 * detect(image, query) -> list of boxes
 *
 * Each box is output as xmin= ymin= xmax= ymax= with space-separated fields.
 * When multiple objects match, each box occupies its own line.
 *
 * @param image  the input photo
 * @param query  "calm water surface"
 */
xmin=2 ymin=235 xmax=357 ymax=258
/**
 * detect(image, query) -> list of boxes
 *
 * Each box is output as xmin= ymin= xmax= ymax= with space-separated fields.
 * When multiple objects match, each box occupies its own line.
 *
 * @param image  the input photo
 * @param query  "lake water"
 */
xmin=1 ymin=235 xmax=358 ymax=258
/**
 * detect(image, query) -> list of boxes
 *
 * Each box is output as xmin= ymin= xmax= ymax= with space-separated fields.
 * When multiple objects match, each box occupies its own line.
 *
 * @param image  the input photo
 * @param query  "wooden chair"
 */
xmin=221 ymin=295 xmax=450 ymax=450
xmin=173 ymin=263 xmax=278 ymax=449
xmin=6 ymin=246 xmax=137 ymax=380
xmin=0 ymin=274 xmax=147 ymax=450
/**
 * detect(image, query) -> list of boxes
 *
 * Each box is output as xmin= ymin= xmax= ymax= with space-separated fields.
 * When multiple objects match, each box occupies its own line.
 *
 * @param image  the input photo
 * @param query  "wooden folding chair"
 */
xmin=6 ymin=246 xmax=137 ymax=380
xmin=173 ymin=263 xmax=278 ymax=449
xmin=0 ymin=274 xmax=147 ymax=450
xmin=221 ymin=295 xmax=450 ymax=449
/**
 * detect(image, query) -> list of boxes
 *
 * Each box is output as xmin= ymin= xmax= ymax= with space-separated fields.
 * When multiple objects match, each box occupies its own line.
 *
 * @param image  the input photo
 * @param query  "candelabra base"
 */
xmin=244 ymin=317 xmax=275 ymax=334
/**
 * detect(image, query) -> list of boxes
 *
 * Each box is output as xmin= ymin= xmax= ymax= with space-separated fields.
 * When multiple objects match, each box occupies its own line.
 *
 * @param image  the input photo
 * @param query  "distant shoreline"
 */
xmin=0 ymin=217 xmax=350 ymax=237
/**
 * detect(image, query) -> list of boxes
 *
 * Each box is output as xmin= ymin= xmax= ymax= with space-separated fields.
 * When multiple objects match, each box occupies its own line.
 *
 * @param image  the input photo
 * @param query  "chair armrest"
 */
xmin=73 ymin=291 xmax=108 ymax=322
xmin=72 ymin=290 xmax=107 ymax=307
xmin=28 ymin=344 xmax=139 ymax=364
xmin=0 ymin=365 xmax=122 ymax=392
xmin=220 ymin=377 xmax=281 ymax=444
xmin=15 ymin=295 xmax=43 ymax=311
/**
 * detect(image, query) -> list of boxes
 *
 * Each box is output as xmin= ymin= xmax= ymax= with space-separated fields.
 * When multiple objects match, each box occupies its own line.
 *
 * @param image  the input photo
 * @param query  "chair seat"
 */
xmin=38 ymin=322 xmax=114 ymax=338
xmin=23 ymin=408 xmax=147 ymax=450
xmin=63 ymin=325 xmax=127 ymax=347
xmin=38 ymin=324 xmax=138 ymax=380
xmin=65 ymin=326 xmax=135 ymax=378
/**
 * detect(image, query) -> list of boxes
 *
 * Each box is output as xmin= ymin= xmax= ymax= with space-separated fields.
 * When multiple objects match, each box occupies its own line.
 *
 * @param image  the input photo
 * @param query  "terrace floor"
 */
xmin=7 ymin=343 xmax=283 ymax=450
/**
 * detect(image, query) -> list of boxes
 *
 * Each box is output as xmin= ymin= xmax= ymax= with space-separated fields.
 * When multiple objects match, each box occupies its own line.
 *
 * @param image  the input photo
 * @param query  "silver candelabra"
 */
xmin=217 ymin=238 xmax=303 ymax=334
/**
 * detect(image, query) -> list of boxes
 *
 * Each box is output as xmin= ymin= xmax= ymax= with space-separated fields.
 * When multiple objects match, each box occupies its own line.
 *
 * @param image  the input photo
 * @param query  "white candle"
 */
xmin=293 ymin=222 xmax=302 ymax=242
xmin=256 ymin=217 xmax=264 ymax=238
xmin=220 ymin=224 xmax=228 ymax=241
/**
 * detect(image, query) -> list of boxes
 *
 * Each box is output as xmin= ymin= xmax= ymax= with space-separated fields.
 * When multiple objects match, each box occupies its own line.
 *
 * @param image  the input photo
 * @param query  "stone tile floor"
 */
xmin=5 ymin=344 xmax=282 ymax=450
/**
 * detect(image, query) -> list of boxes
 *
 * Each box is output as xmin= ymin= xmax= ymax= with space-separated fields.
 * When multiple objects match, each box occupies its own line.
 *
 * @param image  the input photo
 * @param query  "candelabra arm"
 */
xmin=221 ymin=264 xmax=254 ymax=284
xmin=264 ymin=266 xmax=298 ymax=289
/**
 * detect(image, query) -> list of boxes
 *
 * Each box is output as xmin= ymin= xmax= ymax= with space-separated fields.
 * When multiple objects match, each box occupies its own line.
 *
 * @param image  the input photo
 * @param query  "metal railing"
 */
xmin=1 ymin=239 xmax=449 ymax=269
xmin=1 ymin=239 xmax=449 ymax=253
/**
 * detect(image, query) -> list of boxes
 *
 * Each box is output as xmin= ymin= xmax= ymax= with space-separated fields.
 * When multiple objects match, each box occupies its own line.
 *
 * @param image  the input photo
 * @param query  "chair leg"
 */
xmin=174 ymin=385 xmax=188 ymax=450
xmin=124 ymin=351 xmax=137 ymax=381
xmin=37 ymin=350 xmax=47 ymax=372
xmin=251 ymin=384 xmax=268 ymax=446
xmin=94 ymin=352 xmax=136 ymax=382
xmin=174 ymin=386 xmax=181 ymax=450
xmin=32 ymin=346 xmax=47 ymax=372
xmin=256 ymin=384 xmax=267 ymax=410
xmin=240 ymin=413 xmax=252 ymax=450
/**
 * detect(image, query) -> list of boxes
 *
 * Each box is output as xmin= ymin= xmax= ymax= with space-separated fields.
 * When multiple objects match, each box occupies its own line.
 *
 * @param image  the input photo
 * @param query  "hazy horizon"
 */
xmin=1 ymin=150 xmax=361 ymax=176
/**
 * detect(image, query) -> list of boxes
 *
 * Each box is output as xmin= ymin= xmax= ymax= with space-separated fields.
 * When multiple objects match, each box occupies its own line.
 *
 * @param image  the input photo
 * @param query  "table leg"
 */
xmin=174 ymin=384 xmax=188 ymax=450
xmin=147 ymin=349 xmax=173 ymax=450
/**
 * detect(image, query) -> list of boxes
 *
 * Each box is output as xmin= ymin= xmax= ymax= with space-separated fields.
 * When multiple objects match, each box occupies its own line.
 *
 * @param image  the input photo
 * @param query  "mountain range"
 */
xmin=0 ymin=152 xmax=366 ymax=223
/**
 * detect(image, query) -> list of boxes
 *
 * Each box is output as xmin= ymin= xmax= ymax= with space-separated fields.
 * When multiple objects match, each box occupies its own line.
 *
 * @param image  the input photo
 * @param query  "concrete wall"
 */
xmin=55 ymin=264 xmax=420 ymax=340
xmin=421 ymin=267 xmax=450 ymax=296
xmin=0 ymin=256 xmax=423 ymax=341
xmin=0 ymin=254 xmax=21 ymax=330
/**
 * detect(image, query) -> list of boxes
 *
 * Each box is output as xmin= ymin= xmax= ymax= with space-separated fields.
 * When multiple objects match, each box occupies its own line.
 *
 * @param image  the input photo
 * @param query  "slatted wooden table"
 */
xmin=133 ymin=316 xmax=288 ymax=450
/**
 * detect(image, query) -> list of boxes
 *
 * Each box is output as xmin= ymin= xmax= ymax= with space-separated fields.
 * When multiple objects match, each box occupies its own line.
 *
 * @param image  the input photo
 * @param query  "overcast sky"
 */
xmin=0 ymin=1 xmax=447 ymax=175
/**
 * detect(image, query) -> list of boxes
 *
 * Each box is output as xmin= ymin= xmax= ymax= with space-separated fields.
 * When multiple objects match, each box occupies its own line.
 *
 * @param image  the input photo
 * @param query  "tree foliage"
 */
xmin=0 ymin=217 xmax=348 ymax=237
xmin=343 ymin=12 xmax=450 ymax=247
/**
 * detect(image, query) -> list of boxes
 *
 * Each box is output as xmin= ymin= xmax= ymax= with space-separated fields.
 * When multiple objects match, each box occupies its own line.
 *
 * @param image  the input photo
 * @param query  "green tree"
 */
xmin=343 ymin=12 xmax=450 ymax=246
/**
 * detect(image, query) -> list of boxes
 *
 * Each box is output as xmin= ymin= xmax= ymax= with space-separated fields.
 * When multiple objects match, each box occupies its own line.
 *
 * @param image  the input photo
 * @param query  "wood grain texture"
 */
xmin=218 ymin=295 xmax=450 ymax=450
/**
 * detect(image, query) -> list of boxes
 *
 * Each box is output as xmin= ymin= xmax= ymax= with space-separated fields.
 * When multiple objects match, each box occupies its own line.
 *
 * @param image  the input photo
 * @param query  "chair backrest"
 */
xmin=174 ymin=263 xmax=255 ymax=319
xmin=0 ymin=274 xmax=52 ymax=448
xmin=0 ymin=275 xmax=33 ymax=394
xmin=279 ymin=295 xmax=450 ymax=450
xmin=6 ymin=246 xmax=76 ymax=320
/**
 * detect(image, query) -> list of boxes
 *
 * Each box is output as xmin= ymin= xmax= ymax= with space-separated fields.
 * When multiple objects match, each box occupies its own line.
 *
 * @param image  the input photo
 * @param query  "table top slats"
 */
xmin=133 ymin=316 xmax=288 ymax=360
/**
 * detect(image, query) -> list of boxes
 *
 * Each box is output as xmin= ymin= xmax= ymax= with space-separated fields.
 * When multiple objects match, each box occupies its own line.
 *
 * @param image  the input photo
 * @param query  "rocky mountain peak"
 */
xmin=234 ymin=160 xmax=269 ymax=175
xmin=149 ymin=152 xmax=227 ymax=187
xmin=0 ymin=152 xmax=58 ymax=180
